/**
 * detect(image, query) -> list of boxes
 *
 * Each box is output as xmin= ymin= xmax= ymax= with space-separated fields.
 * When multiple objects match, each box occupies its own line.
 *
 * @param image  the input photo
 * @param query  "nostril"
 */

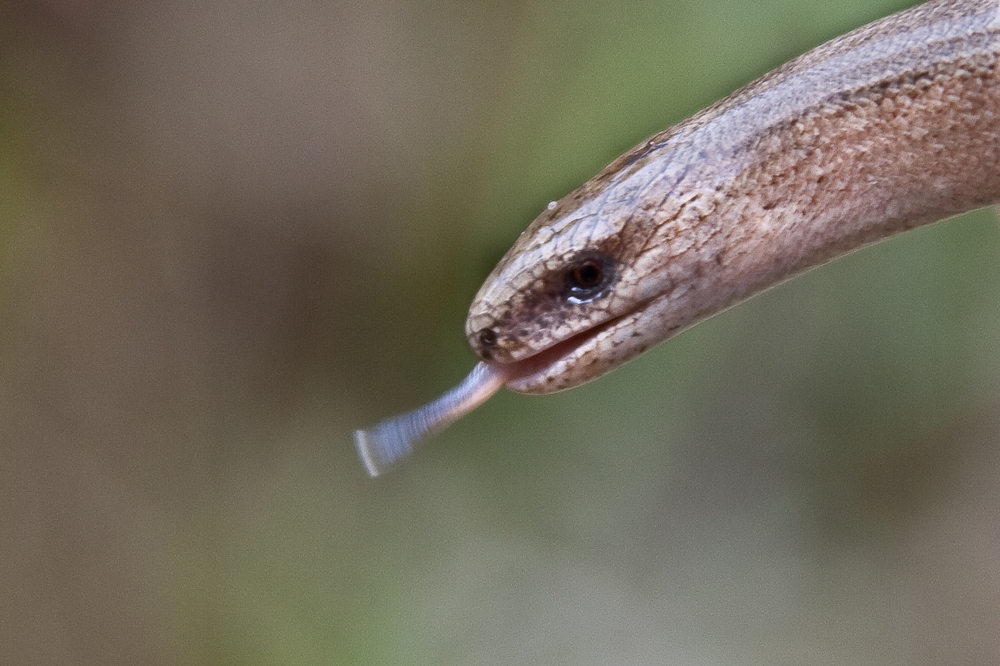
xmin=478 ymin=329 xmax=497 ymax=348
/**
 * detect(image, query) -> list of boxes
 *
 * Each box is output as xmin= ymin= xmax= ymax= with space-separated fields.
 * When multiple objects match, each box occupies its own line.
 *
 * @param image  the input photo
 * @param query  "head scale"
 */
xmin=465 ymin=183 xmax=663 ymax=374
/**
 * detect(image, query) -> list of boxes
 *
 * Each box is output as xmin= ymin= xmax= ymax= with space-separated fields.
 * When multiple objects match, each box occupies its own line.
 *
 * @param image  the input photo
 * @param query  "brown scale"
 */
xmin=357 ymin=0 xmax=1000 ymax=476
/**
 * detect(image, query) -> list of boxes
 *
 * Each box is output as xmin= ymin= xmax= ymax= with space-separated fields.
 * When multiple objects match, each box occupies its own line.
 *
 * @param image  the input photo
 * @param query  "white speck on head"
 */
xmin=547 ymin=201 xmax=557 ymax=210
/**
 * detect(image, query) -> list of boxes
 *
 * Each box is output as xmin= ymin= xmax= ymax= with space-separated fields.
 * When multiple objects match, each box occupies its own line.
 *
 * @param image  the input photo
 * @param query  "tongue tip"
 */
xmin=354 ymin=428 xmax=391 ymax=477
xmin=353 ymin=407 xmax=433 ymax=477
xmin=353 ymin=362 xmax=510 ymax=478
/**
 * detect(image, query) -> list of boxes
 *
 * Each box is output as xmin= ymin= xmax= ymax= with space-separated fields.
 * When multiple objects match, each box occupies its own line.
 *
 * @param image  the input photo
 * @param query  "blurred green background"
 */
xmin=4 ymin=0 xmax=1000 ymax=663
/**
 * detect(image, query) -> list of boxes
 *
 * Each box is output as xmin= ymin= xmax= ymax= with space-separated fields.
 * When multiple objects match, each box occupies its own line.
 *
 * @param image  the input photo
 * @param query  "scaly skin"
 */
xmin=467 ymin=0 xmax=1000 ymax=394
xmin=358 ymin=0 xmax=1000 ymax=475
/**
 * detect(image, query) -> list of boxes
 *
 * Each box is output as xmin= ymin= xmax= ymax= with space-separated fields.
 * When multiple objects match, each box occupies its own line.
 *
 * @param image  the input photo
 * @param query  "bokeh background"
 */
xmin=3 ymin=0 xmax=1000 ymax=663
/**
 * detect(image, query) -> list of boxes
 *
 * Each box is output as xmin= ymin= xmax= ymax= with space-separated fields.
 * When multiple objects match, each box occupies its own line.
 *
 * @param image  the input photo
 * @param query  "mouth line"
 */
xmin=499 ymin=307 xmax=638 ymax=386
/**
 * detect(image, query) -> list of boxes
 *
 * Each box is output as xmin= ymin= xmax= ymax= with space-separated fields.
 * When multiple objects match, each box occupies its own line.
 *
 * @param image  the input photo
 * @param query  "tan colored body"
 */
xmin=358 ymin=0 xmax=1000 ymax=475
xmin=468 ymin=0 xmax=1000 ymax=393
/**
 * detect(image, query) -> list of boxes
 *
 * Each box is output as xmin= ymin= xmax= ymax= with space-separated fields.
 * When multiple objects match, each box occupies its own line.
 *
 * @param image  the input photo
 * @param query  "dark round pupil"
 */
xmin=573 ymin=261 xmax=603 ymax=288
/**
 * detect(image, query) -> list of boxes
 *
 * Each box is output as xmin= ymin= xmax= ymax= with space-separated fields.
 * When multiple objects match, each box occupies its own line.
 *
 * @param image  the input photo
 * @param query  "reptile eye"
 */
xmin=478 ymin=329 xmax=497 ymax=347
xmin=566 ymin=257 xmax=613 ymax=302
xmin=572 ymin=261 xmax=603 ymax=288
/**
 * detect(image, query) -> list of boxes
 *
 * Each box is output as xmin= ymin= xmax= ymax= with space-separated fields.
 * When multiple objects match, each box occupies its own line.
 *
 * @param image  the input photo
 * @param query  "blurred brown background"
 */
xmin=3 ymin=0 xmax=1000 ymax=663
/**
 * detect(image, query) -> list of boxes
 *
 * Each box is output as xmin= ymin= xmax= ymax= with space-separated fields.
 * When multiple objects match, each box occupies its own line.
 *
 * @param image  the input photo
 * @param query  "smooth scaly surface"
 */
xmin=468 ymin=0 xmax=1000 ymax=393
xmin=359 ymin=0 xmax=1000 ymax=475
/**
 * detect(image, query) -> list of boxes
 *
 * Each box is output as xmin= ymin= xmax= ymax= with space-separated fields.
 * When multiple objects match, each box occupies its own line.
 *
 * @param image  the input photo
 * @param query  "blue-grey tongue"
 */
xmin=354 ymin=362 xmax=507 ymax=477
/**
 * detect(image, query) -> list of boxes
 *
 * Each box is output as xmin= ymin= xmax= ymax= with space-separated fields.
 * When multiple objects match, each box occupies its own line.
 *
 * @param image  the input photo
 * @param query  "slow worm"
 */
xmin=356 ymin=0 xmax=1000 ymax=476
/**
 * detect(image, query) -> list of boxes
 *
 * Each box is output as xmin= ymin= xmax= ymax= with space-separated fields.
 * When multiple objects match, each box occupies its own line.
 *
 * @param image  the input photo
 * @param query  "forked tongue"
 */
xmin=354 ymin=362 xmax=509 ymax=477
